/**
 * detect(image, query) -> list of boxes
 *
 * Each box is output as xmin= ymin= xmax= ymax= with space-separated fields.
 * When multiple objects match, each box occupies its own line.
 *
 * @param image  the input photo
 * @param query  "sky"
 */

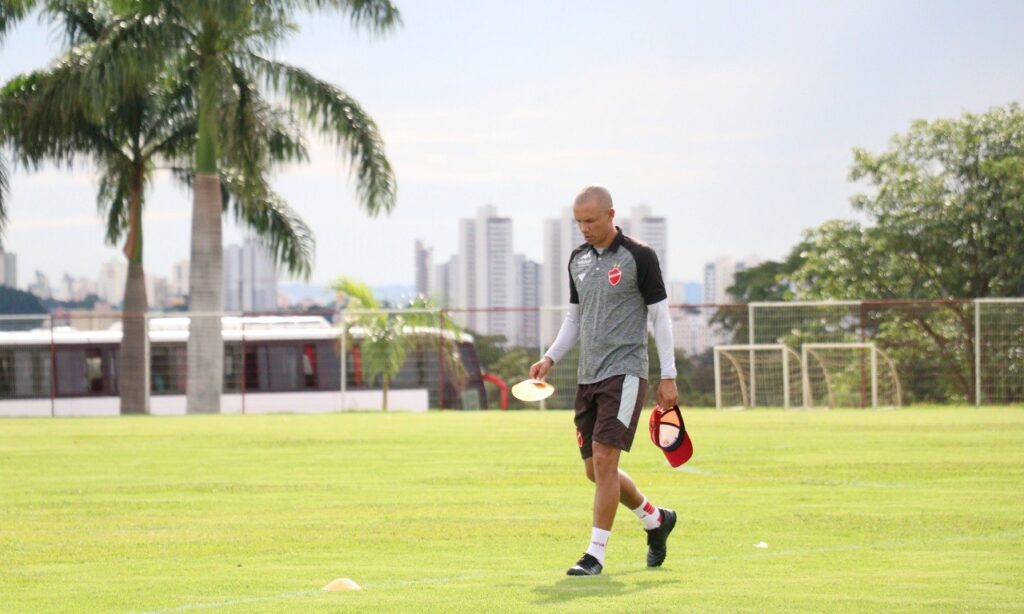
xmin=1 ymin=0 xmax=1023 ymax=289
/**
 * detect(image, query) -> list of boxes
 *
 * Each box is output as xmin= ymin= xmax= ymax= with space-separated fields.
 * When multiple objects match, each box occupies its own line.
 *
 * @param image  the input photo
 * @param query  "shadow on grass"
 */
xmin=530 ymin=568 xmax=665 ymax=605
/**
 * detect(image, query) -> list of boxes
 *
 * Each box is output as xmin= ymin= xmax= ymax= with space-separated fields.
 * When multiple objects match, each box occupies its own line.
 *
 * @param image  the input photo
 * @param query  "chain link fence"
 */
xmin=0 ymin=299 xmax=1019 ymax=415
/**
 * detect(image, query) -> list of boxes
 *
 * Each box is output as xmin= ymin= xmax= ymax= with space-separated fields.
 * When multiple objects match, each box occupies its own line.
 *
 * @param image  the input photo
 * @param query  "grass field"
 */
xmin=2 ymin=407 xmax=1023 ymax=613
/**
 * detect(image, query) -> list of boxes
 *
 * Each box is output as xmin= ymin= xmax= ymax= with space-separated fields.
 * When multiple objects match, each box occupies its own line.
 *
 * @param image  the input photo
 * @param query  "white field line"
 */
xmin=129 ymin=529 xmax=1024 ymax=614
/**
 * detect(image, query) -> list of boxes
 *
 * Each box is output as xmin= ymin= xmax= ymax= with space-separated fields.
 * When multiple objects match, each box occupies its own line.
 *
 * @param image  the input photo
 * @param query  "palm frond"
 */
xmin=220 ymin=169 xmax=315 ymax=279
xmin=331 ymin=276 xmax=379 ymax=310
xmin=249 ymin=54 xmax=396 ymax=217
xmin=0 ymin=152 xmax=9 ymax=232
xmin=295 ymin=0 xmax=401 ymax=34
xmin=96 ymin=164 xmax=131 ymax=245
xmin=81 ymin=4 xmax=191 ymax=117
xmin=46 ymin=0 xmax=110 ymax=46
xmin=0 ymin=0 xmax=36 ymax=43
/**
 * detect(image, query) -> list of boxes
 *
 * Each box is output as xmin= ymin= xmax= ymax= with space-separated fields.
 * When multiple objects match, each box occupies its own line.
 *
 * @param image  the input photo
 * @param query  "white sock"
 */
xmin=632 ymin=497 xmax=663 ymax=530
xmin=585 ymin=527 xmax=610 ymax=565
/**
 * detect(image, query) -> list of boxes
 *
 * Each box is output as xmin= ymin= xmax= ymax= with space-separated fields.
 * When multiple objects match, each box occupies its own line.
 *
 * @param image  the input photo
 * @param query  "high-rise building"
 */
xmin=704 ymin=254 xmax=761 ymax=304
xmin=28 ymin=270 xmax=52 ymax=300
xmin=541 ymin=208 xmax=584 ymax=344
xmin=146 ymin=276 xmax=170 ymax=309
xmin=0 ymin=246 xmax=17 ymax=289
xmin=623 ymin=205 xmax=668 ymax=281
xmin=170 ymin=260 xmax=189 ymax=299
xmin=440 ymin=206 xmax=520 ymax=342
xmin=516 ymin=255 xmax=541 ymax=348
xmin=97 ymin=259 xmax=128 ymax=305
xmin=703 ymin=256 xmax=735 ymax=305
xmin=224 ymin=237 xmax=278 ymax=312
xmin=414 ymin=240 xmax=433 ymax=297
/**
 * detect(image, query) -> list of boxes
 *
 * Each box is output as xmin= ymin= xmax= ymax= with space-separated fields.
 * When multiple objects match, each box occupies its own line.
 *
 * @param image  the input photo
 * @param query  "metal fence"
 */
xmin=0 ymin=298 xmax=1019 ymax=416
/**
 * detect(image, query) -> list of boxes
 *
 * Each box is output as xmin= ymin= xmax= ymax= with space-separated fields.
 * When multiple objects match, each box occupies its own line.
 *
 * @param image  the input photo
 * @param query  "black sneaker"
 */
xmin=645 ymin=508 xmax=677 ymax=567
xmin=566 ymin=553 xmax=603 ymax=576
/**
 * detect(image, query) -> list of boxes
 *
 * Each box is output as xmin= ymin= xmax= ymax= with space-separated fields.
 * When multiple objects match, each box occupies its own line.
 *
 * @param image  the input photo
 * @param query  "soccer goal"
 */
xmin=713 ymin=344 xmax=804 ymax=409
xmin=801 ymin=343 xmax=902 ymax=408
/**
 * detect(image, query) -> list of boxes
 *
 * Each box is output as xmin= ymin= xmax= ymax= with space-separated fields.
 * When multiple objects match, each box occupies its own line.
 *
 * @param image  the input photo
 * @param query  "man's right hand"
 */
xmin=529 ymin=356 xmax=554 ymax=380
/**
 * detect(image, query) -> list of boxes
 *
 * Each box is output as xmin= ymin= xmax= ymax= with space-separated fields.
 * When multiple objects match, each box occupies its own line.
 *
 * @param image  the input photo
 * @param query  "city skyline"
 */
xmin=2 ymin=2 xmax=1024 ymax=288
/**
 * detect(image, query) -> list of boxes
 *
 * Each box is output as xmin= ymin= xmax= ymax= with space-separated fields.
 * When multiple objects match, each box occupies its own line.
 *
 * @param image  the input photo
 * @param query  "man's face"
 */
xmin=574 ymin=199 xmax=615 ymax=247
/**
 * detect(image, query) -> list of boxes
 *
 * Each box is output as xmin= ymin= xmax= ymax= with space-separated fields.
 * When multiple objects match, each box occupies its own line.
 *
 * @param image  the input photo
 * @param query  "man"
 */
xmin=530 ymin=186 xmax=679 ymax=576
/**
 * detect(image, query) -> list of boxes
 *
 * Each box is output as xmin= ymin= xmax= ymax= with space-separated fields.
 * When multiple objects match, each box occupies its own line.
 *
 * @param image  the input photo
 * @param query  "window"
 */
xmin=302 ymin=344 xmax=318 ymax=388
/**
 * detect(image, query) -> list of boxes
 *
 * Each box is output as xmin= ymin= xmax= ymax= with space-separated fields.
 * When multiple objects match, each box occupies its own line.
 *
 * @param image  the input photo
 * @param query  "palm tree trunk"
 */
xmin=186 ymin=47 xmax=224 ymax=414
xmin=186 ymin=173 xmax=223 ymax=413
xmin=382 ymin=379 xmax=389 ymax=412
xmin=120 ymin=185 xmax=149 ymax=414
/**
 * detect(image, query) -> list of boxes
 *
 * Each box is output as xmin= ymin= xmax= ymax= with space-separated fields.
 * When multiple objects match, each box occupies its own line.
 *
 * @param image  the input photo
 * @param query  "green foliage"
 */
xmin=485 ymin=347 xmax=535 ymax=409
xmin=798 ymin=103 xmax=1024 ymax=301
xmin=332 ymin=276 xmax=404 ymax=410
xmin=95 ymin=0 xmax=401 ymax=226
xmin=468 ymin=330 xmax=508 ymax=372
xmin=0 ymin=285 xmax=46 ymax=315
xmin=0 ymin=153 xmax=7 ymax=221
xmin=707 ymin=245 xmax=808 ymax=342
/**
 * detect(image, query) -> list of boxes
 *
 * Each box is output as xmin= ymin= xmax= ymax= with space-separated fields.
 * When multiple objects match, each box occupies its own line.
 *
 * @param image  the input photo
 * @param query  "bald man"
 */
xmin=530 ymin=186 xmax=679 ymax=576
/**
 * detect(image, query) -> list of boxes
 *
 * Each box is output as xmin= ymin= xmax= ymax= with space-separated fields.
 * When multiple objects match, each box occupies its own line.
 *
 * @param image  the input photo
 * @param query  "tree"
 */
xmin=100 ymin=0 xmax=402 ymax=414
xmin=332 ymin=277 xmax=404 ymax=411
xmin=0 ymin=153 xmax=7 ymax=216
xmin=792 ymin=104 xmax=1024 ymax=401
xmin=710 ymin=242 xmax=809 ymax=341
xmin=0 ymin=285 xmax=46 ymax=315
xmin=0 ymin=2 xmax=313 ymax=413
xmin=800 ymin=104 xmax=1024 ymax=300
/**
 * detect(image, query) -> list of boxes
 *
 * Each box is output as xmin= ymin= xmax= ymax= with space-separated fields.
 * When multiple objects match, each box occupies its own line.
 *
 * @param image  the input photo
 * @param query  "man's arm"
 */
xmin=530 ymin=304 xmax=579 ymax=380
xmin=649 ymin=299 xmax=679 ymax=408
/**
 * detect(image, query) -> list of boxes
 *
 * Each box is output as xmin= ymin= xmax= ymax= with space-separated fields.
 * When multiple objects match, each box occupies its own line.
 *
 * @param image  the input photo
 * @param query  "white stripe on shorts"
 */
xmin=617 ymin=375 xmax=639 ymax=427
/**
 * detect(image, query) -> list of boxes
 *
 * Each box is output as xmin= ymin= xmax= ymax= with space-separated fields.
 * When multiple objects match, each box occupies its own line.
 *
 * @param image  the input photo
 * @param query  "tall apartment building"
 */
xmin=703 ymin=254 xmax=762 ymax=304
xmin=622 ymin=205 xmax=668 ymax=282
xmin=170 ymin=260 xmax=189 ymax=299
xmin=424 ymin=206 xmax=541 ymax=346
xmin=97 ymin=259 xmax=128 ymax=305
xmin=516 ymin=255 xmax=541 ymax=348
xmin=540 ymin=208 xmax=584 ymax=344
xmin=28 ymin=271 xmax=52 ymax=300
xmin=414 ymin=240 xmax=433 ymax=297
xmin=224 ymin=237 xmax=278 ymax=312
xmin=0 ymin=246 xmax=16 ymax=289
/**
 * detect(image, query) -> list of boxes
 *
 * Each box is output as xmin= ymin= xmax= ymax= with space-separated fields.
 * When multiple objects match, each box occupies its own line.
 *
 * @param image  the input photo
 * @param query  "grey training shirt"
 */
xmin=568 ymin=228 xmax=668 ymax=384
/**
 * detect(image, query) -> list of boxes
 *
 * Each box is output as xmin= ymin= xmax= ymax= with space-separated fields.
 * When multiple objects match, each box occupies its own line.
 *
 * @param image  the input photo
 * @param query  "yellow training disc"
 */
xmin=323 ymin=578 xmax=362 ymax=592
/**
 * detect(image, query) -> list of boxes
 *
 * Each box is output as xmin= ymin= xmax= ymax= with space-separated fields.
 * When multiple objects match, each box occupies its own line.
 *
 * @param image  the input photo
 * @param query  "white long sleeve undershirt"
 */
xmin=543 ymin=304 xmax=580 ymax=364
xmin=648 ymin=298 xmax=677 ymax=379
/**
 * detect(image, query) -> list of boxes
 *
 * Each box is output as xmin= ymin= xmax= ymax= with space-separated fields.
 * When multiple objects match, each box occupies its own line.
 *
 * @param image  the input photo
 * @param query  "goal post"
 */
xmin=713 ymin=344 xmax=803 ymax=409
xmin=801 ymin=343 xmax=902 ymax=409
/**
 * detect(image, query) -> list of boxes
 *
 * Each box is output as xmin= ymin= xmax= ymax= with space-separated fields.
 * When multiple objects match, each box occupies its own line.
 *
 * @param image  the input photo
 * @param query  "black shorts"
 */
xmin=574 ymin=374 xmax=647 ymax=459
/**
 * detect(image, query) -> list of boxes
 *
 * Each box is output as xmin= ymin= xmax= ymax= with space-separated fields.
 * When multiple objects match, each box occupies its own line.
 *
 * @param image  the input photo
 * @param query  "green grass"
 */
xmin=2 ymin=407 xmax=1023 ymax=613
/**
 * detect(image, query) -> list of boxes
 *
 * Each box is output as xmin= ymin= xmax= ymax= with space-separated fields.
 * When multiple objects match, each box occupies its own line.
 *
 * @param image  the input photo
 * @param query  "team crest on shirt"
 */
xmin=608 ymin=266 xmax=622 ymax=286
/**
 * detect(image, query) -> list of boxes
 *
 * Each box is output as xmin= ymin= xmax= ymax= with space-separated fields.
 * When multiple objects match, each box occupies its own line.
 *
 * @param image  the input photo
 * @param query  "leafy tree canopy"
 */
xmin=796 ymin=104 xmax=1024 ymax=300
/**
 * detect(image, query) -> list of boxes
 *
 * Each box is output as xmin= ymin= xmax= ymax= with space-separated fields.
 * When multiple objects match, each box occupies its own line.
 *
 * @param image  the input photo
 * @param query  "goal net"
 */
xmin=801 ymin=343 xmax=902 ymax=408
xmin=714 ymin=344 xmax=804 ymax=409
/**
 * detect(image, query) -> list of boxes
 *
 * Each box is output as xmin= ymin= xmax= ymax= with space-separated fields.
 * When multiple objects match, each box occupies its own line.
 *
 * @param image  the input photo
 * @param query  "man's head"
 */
xmin=573 ymin=186 xmax=616 ymax=248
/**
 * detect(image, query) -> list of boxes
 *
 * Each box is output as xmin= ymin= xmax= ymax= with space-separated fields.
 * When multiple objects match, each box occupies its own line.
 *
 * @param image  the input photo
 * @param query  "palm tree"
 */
xmin=0 ymin=2 xmax=315 ymax=413
xmin=333 ymin=277 xmax=405 ymax=411
xmin=81 ymin=0 xmax=401 ymax=413
xmin=0 ymin=153 xmax=7 ymax=221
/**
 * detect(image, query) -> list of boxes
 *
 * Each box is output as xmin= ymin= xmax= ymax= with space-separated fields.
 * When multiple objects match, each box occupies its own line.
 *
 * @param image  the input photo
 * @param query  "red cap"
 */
xmin=648 ymin=404 xmax=693 ymax=467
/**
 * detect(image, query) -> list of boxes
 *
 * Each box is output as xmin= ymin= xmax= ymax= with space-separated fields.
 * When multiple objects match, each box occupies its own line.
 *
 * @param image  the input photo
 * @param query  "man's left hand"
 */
xmin=657 ymin=378 xmax=679 ymax=409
